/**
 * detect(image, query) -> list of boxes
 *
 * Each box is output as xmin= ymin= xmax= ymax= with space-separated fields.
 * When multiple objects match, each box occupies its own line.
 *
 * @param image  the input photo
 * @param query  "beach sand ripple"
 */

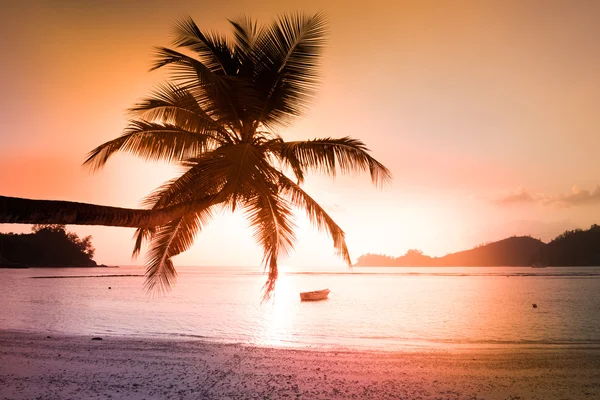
xmin=1 ymin=332 xmax=599 ymax=399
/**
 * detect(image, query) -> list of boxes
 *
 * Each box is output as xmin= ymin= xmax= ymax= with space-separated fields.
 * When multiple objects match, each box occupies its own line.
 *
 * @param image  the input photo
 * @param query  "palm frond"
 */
xmin=151 ymin=47 xmax=254 ymax=132
xmin=144 ymin=205 xmax=215 ymax=292
xmin=129 ymin=82 xmax=203 ymax=117
xmin=128 ymin=82 xmax=233 ymax=144
xmin=172 ymin=16 xmax=238 ymax=75
xmin=229 ymin=16 xmax=261 ymax=52
xmin=243 ymin=191 xmax=296 ymax=300
xmin=275 ymin=137 xmax=392 ymax=187
xmin=132 ymin=150 xmax=234 ymax=259
xmin=83 ymin=121 xmax=221 ymax=171
xmin=199 ymin=143 xmax=278 ymax=211
xmin=150 ymin=47 xmax=231 ymax=108
xmin=134 ymin=187 xmax=225 ymax=261
xmin=136 ymin=143 xmax=278 ymax=266
xmin=263 ymin=138 xmax=305 ymax=183
xmin=142 ymin=157 xmax=232 ymax=210
xmin=255 ymin=12 xmax=328 ymax=128
xmin=228 ymin=16 xmax=263 ymax=76
xmin=140 ymin=143 xmax=277 ymax=218
xmin=277 ymin=173 xmax=350 ymax=265
xmin=132 ymin=226 xmax=155 ymax=259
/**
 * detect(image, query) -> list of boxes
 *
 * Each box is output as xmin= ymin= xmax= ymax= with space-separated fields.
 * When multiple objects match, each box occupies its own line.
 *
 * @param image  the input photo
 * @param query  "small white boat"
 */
xmin=300 ymin=288 xmax=330 ymax=301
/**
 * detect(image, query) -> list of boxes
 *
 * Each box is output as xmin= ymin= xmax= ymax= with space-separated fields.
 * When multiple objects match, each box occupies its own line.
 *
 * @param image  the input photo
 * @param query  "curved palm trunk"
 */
xmin=0 ymin=195 xmax=198 ymax=228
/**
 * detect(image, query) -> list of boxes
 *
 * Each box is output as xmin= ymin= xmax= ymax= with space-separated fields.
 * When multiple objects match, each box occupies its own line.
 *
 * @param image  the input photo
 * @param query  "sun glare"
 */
xmin=257 ymin=275 xmax=298 ymax=347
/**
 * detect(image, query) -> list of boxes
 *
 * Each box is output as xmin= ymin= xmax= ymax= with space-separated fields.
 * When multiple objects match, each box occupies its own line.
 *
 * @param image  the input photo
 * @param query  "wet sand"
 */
xmin=1 ymin=331 xmax=599 ymax=399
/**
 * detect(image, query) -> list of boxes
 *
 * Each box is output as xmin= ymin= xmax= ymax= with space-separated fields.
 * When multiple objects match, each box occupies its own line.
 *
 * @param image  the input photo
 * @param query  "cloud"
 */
xmin=540 ymin=185 xmax=600 ymax=208
xmin=494 ymin=185 xmax=600 ymax=208
xmin=494 ymin=187 xmax=536 ymax=205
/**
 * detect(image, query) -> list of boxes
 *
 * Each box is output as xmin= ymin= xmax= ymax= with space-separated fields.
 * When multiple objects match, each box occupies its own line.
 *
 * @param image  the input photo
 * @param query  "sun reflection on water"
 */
xmin=255 ymin=274 xmax=300 ymax=347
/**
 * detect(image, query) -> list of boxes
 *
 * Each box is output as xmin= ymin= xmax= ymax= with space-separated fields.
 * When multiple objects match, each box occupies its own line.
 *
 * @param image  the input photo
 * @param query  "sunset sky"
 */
xmin=2 ymin=0 xmax=600 ymax=268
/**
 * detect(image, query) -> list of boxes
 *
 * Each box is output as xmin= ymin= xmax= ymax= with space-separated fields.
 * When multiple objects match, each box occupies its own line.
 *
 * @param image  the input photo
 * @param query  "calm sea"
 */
xmin=1 ymin=266 xmax=599 ymax=350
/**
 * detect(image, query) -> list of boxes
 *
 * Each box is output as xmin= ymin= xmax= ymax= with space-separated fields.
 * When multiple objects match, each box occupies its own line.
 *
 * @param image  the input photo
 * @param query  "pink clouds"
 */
xmin=494 ymin=187 xmax=535 ymax=205
xmin=495 ymin=185 xmax=600 ymax=208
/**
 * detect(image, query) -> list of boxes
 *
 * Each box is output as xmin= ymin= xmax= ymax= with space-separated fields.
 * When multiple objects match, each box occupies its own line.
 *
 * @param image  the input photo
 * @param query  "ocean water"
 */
xmin=1 ymin=266 xmax=599 ymax=350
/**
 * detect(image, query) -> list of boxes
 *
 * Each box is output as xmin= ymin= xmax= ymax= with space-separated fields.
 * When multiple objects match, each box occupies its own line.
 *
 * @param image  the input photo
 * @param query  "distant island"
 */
xmin=355 ymin=224 xmax=600 ymax=267
xmin=0 ymin=224 xmax=97 ymax=268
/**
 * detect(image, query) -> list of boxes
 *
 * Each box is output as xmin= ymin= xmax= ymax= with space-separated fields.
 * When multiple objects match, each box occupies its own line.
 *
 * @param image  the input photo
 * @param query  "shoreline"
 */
xmin=6 ymin=328 xmax=600 ymax=354
xmin=1 ymin=331 xmax=599 ymax=399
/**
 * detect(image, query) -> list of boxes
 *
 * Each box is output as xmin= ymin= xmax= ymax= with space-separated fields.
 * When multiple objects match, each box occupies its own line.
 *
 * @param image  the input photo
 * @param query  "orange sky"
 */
xmin=2 ymin=0 xmax=600 ymax=267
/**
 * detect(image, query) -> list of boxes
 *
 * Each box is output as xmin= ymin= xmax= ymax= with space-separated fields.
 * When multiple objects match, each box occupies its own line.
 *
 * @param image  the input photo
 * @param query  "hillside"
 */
xmin=355 ymin=225 xmax=600 ymax=267
xmin=538 ymin=225 xmax=600 ymax=266
xmin=437 ymin=236 xmax=545 ymax=266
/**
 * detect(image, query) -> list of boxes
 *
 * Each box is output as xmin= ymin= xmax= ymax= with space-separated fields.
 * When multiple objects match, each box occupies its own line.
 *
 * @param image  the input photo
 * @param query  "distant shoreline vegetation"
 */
xmin=0 ymin=224 xmax=99 ymax=268
xmin=355 ymin=225 xmax=600 ymax=267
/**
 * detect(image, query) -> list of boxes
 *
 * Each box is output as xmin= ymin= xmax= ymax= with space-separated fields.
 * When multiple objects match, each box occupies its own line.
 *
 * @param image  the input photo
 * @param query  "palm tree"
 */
xmin=0 ymin=13 xmax=391 ymax=298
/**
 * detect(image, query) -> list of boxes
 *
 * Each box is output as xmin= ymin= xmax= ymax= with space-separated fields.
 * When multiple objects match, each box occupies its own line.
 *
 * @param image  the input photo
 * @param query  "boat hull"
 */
xmin=300 ymin=289 xmax=330 ymax=301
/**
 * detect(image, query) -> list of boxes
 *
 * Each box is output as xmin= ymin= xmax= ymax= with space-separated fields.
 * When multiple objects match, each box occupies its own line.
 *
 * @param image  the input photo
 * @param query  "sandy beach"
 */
xmin=0 ymin=331 xmax=598 ymax=399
